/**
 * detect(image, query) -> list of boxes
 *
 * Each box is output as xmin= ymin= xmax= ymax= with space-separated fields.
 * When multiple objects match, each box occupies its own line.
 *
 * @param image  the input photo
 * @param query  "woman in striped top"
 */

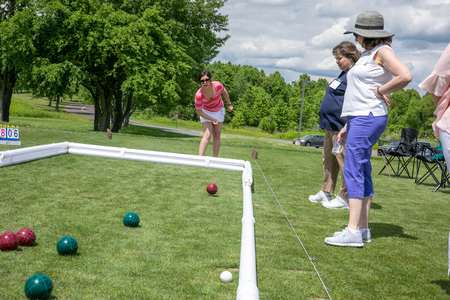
xmin=195 ymin=70 xmax=233 ymax=157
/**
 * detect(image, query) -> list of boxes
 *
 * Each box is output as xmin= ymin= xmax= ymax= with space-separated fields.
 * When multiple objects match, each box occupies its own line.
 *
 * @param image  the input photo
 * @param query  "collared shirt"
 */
xmin=319 ymin=70 xmax=348 ymax=131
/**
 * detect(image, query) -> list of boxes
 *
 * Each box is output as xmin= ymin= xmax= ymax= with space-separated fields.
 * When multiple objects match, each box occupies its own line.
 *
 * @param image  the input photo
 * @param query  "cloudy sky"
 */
xmin=214 ymin=0 xmax=450 ymax=95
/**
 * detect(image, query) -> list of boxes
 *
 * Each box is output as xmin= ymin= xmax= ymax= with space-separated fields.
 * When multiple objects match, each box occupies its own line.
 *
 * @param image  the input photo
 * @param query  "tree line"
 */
xmin=203 ymin=61 xmax=436 ymax=138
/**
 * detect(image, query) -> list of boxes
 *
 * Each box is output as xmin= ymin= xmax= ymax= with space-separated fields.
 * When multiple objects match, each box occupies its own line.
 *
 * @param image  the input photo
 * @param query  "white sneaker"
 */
xmin=336 ymin=228 xmax=371 ymax=242
xmin=309 ymin=191 xmax=332 ymax=203
xmin=322 ymin=195 xmax=349 ymax=209
xmin=324 ymin=227 xmax=364 ymax=247
xmin=360 ymin=229 xmax=371 ymax=243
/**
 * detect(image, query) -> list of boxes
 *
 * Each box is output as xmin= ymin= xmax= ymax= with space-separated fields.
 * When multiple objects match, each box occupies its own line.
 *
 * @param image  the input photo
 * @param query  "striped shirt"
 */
xmin=195 ymin=82 xmax=227 ymax=112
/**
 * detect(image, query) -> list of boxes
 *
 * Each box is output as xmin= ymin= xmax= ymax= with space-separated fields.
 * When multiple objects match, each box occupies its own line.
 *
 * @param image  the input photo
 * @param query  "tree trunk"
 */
xmin=0 ymin=66 xmax=18 ymax=122
xmin=93 ymin=98 xmax=101 ymax=131
xmin=95 ymin=80 xmax=111 ymax=132
xmin=123 ymin=107 xmax=136 ymax=127
xmin=84 ymin=82 xmax=101 ymax=131
xmin=111 ymin=90 xmax=124 ymax=133
xmin=123 ymin=92 xmax=136 ymax=128
xmin=55 ymin=95 xmax=59 ymax=111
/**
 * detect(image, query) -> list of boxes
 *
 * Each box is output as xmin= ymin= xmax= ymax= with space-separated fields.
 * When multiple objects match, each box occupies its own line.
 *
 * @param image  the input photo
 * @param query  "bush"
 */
xmin=230 ymin=111 xmax=247 ymax=128
xmin=258 ymin=116 xmax=276 ymax=133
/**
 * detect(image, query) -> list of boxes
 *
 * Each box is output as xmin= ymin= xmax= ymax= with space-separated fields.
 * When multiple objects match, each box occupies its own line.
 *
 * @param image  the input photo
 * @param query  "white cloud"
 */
xmin=214 ymin=0 xmax=449 ymax=94
xmin=311 ymin=18 xmax=350 ymax=48
xmin=218 ymin=35 xmax=306 ymax=59
xmin=275 ymin=57 xmax=303 ymax=68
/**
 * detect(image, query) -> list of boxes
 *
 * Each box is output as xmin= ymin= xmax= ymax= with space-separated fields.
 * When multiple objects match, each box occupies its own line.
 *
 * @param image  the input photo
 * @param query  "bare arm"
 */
xmin=222 ymin=90 xmax=233 ymax=112
xmin=374 ymin=47 xmax=412 ymax=95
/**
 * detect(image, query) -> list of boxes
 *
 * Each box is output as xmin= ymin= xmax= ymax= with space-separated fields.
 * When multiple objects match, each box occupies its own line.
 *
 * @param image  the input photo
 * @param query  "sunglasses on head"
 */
xmin=200 ymin=78 xmax=211 ymax=83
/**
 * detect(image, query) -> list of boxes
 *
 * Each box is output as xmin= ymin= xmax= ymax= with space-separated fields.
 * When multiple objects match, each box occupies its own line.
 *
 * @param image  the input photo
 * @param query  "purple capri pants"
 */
xmin=344 ymin=113 xmax=387 ymax=199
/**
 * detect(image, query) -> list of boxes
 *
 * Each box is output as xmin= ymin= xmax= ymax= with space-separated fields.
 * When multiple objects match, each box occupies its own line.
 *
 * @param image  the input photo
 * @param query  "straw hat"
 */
xmin=344 ymin=11 xmax=394 ymax=38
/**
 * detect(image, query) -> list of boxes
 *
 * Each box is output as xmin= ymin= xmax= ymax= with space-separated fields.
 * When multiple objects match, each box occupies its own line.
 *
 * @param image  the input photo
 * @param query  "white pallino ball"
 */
xmin=220 ymin=271 xmax=233 ymax=282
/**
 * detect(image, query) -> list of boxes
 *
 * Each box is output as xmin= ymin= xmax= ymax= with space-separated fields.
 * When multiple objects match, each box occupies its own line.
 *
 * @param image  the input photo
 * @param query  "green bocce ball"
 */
xmin=56 ymin=236 xmax=78 ymax=255
xmin=24 ymin=274 xmax=53 ymax=300
xmin=123 ymin=212 xmax=140 ymax=227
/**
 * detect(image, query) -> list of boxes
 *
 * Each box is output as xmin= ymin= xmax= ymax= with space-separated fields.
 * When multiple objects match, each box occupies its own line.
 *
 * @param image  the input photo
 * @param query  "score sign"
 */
xmin=0 ymin=125 xmax=21 ymax=145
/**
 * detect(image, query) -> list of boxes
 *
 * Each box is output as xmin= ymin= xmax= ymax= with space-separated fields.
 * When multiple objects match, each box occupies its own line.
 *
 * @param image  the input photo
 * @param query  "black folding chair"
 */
xmin=378 ymin=128 xmax=419 ymax=178
xmin=434 ymin=161 xmax=450 ymax=192
xmin=415 ymin=143 xmax=441 ymax=186
xmin=415 ymin=142 xmax=450 ymax=192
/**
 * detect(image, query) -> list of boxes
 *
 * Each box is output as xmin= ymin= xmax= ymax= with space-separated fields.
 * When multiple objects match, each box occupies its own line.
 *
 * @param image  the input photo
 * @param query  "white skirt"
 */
xmin=200 ymin=107 xmax=225 ymax=123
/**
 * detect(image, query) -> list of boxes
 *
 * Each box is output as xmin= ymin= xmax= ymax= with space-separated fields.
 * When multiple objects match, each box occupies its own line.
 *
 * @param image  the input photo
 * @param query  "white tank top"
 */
xmin=341 ymin=44 xmax=394 ymax=118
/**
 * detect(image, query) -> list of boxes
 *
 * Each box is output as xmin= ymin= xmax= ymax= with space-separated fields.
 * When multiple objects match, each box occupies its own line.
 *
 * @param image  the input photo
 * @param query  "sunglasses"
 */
xmin=353 ymin=33 xmax=358 ymax=38
xmin=200 ymin=78 xmax=211 ymax=83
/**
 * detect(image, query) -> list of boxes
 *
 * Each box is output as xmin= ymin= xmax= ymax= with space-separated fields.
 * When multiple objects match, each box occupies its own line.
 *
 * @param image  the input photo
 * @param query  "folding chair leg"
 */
xmin=397 ymin=156 xmax=415 ymax=179
xmin=416 ymin=163 xmax=439 ymax=186
xmin=379 ymin=154 xmax=396 ymax=176
xmin=433 ymin=165 xmax=450 ymax=192
xmin=381 ymin=154 xmax=391 ymax=177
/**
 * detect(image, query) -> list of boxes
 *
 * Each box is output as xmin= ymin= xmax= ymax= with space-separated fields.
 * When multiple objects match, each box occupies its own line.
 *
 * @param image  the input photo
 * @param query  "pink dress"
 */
xmin=419 ymin=42 xmax=450 ymax=137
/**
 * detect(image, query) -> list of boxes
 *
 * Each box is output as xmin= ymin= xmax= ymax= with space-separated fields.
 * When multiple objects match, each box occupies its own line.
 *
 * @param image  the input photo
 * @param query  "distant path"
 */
xmin=64 ymin=102 xmax=203 ymax=137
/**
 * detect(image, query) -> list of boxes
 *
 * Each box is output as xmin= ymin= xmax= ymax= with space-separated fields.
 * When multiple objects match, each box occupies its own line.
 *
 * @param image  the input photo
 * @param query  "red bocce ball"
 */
xmin=0 ymin=231 xmax=20 ymax=251
xmin=207 ymin=183 xmax=218 ymax=195
xmin=17 ymin=228 xmax=36 ymax=246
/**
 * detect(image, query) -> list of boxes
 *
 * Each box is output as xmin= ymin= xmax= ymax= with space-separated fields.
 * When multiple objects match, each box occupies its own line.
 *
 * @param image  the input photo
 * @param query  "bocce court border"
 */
xmin=0 ymin=142 xmax=259 ymax=300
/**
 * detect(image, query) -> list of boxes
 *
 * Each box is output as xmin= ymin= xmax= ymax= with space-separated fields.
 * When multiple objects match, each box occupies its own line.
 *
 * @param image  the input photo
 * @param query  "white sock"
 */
xmin=359 ymin=228 xmax=368 ymax=233
xmin=347 ymin=227 xmax=360 ymax=235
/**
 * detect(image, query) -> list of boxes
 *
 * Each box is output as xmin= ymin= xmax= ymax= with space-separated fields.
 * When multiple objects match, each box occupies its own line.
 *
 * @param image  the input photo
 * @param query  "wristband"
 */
xmin=377 ymin=87 xmax=383 ymax=97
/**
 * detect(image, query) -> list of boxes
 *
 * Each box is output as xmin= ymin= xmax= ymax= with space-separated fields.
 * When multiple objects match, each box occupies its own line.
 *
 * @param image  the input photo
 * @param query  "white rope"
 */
xmin=255 ymin=160 xmax=332 ymax=300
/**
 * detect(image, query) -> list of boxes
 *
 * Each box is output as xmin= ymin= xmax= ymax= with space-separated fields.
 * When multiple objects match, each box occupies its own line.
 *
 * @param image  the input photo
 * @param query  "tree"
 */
xmin=404 ymin=92 xmax=435 ymax=137
xmin=120 ymin=0 xmax=230 ymax=117
xmin=272 ymin=99 xmax=289 ymax=131
xmin=35 ymin=0 xmax=193 ymax=131
xmin=241 ymin=85 xmax=270 ymax=126
xmin=0 ymin=0 xmax=35 ymax=121
xmin=26 ymin=59 xmax=81 ymax=111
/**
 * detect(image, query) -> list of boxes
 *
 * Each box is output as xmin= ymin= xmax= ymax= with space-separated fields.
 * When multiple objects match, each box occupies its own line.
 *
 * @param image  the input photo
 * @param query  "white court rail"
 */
xmin=0 ymin=142 xmax=259 ymax=300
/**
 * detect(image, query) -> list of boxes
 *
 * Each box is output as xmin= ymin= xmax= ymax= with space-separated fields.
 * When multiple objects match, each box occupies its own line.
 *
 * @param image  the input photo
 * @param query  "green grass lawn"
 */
xmin=1 ymin=95 xmax=450 ymax=299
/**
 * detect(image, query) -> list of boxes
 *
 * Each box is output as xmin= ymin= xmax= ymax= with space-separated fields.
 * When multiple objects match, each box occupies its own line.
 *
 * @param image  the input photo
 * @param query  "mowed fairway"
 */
xmin=1 ymin=116 xmax=450 ymax=299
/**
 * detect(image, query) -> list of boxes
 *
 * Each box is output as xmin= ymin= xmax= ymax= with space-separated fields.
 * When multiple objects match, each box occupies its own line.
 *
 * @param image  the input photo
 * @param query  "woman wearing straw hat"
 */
xmin=324 ymin=11 xmax=412 ymax=247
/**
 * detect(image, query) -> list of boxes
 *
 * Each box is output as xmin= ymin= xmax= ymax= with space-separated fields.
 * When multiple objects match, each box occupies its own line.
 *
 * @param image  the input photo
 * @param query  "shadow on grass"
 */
xmin=371 ymin=202 xmax=382 ymax=209
xmin=119 ymin=124 xmax=199 ymax=139
xmin=430 ymin=280 xmax=450 ymax=295
xmin=369 ymin=222 xmax=418 ymax=240
xmin=417 ymin=181 xmax=450 ymax=194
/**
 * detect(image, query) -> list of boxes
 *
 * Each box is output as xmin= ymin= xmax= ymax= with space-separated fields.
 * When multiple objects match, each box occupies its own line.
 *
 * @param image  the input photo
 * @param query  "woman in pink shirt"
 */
xmin=419 ymin=42 xmax=450 ymax=167
xmin=195 ymin=71 xmax=233 ymax=157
